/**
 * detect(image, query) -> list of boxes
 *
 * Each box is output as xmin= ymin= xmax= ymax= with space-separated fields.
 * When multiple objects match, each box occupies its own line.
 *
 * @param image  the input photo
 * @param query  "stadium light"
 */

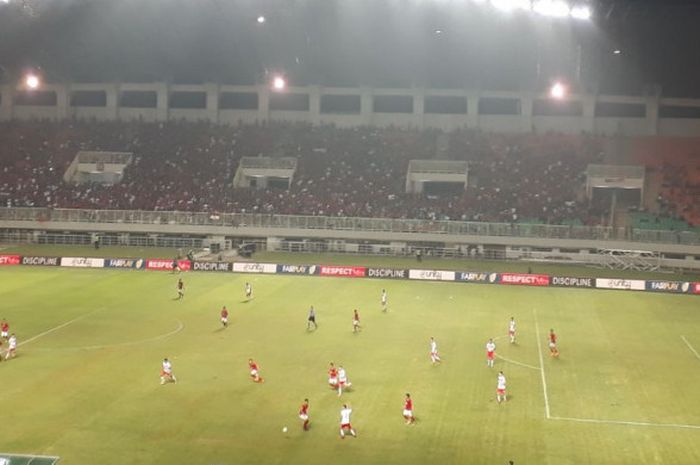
xmin=24 ymin=73 xmax=40 ymax=90
xmin=613 ymin=49 xmax=621 ymax=55
xmin=490 ymin=0 xmax=530 ymax=13
xmin=570 ymin=5 xmax=592 ymax=20
xmin=257 ymin=15 xmax=266 ymax=24
xmin=272 ymin=75 xmax=286 ymax=91
xmin=533 ymin=0 xmax=570 ymax=18
xmin=549 ymin=81 xmax=567 ymax=99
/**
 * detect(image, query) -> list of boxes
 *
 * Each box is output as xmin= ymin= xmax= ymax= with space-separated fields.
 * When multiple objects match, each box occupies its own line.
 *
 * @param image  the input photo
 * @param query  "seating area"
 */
xmin=0 ymin=120 xmax=650 ymax=226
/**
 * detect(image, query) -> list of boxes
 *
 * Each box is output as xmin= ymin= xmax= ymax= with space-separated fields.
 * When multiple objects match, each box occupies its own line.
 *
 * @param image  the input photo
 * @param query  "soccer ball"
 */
xmin=282 ymin=427 xmax=288 ymax=433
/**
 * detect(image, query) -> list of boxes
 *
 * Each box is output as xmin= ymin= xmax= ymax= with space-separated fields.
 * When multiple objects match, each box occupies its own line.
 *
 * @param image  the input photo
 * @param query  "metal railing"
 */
xmin=1 ymin=207 xmax=698 ymax=245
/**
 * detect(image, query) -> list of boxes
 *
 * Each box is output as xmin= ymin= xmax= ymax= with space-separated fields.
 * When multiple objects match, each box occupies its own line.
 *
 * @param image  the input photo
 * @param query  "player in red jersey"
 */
xmin=328 ymin=362 xmax=338 ymax=389
xmin=403 ymin=393 xmax=415 ymax=425
xmin=248 ymin=358 xmax=264 ymax=383
xmin=220 ymin=306 xmax=229 ymax=327
xmin=176 ymin=279 xmax=184 ymax=300
xmin=1 ymin=319 xmax=9 ymax=339
xmin=352 ymin=309 xmax=361 ymax=333
xmin=299 ymin=398 xmax=310 ymax=431
xmin=549 ymin=329 xmax=559 ymax=357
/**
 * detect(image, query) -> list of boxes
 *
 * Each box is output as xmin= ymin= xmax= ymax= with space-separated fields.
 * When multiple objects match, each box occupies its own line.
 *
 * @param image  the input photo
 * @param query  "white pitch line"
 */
xmin=533 ymin=308 xmax=551 ymax=419
xmin=550 ymin=415 xmax=700 ymax=431
xmin=495 ymin=354 xmax=540 ymax=371
xmin=33 ymin=320 xmax=185 ymax=351
xmin=681 ymin=336 xmax=700 ymax=362
xmin=19 ymin=309 xmax=102 ymax=347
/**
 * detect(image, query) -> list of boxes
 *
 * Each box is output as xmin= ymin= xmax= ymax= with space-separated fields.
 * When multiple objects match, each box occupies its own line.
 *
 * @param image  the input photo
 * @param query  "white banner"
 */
xmin=409 ymin=269 xmax=456 ymax=281
xmin=60 ymin=257 xmax=106 ymax=268
xmin=232 ymin=262 xmax=277 ymax=274
xmin=595 ymin=278 xmax=645 ymax=291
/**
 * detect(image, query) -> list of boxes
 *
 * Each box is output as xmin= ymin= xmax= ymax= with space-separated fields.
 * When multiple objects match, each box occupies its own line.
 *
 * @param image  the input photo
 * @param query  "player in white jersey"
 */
xmin=508 ymin=317 xmax=516 ymax=344
xmin=160 ymin=357 xmax=177 ymax=384
xmin=337 ymin=366 xmax=351 ymax=396
xmin=5 ymin=334 xmax=17 ymax=359
xmin=497 ymin=371 xmax=507 ymax=403
xmin=381 ymin=289 xmax=388 ymax=311
xmin=486 ymin=338 xmax=496 ymax=367
xmin=339 ymin=404 xmax=356 ymax=438
xmin=430 ymin=337 xmax=442 ymax=364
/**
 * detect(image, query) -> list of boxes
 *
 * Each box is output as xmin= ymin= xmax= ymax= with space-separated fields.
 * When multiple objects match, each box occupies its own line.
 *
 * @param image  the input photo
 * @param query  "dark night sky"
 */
xmin=1 ymin=0 xmax=699 ymax=97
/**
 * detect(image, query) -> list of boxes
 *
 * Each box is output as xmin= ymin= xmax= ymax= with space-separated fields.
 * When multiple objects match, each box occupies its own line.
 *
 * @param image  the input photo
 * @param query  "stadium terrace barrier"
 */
xmin=5 ymin=254 xmax=699 ymax=296
xmin=549 ymin=276 xmax=595 ymax=288
xmin=60 ymin=257 xmax=105 ymax=268
xmin=497 ymin=273 xmax=549 ymax=286
xmin=232 ymin=263 xmax=277 ymax=274
xmin=146 ymin=259 xmax=191 ymax=271
xmin=595 ymin=278 xmax=646 ymax=291
xmin=645 ymin=280 xmax=693 ymax=293
xmin=193 ymin=261 xmax=232 ymax=272
xmin=21 ymin=256 xmax=60 ymax=266
xmin=0 ymin=255 xmax=21 ymax=265
xmin=408 ymin=269 xmax=456 ymax=281
xmin=104 ymin=258 xmax=146 ymax=269
xmin=318 ymin=266 xmax=366 ymax=278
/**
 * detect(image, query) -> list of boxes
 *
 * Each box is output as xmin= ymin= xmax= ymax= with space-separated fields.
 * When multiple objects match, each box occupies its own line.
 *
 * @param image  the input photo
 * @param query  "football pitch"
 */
xmin=1 ymin=264 xmax=699 ymax=465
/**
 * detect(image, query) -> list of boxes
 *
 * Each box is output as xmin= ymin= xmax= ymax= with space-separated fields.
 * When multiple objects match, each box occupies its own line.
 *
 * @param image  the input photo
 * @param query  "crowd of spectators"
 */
xmin=1 ymin=119 xmax=614 ymax=225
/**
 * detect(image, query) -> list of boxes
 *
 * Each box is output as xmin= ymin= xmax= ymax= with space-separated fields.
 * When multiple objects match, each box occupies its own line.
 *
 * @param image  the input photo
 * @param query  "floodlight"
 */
xmin=257 ymin=15 xmax=266 ymax=24
xmin=549 ymin=81 xmax=566 ymax=99
xmin=272 ymin=76 xmax=286 ymax=91
xmin=570 ymin=5 xmax=592 ymax=20
xmin=490 ymin=0 xmax=530 ymax=13
xmin=613 ymin=49 xmax=621 ymax=55
xmin=533 ymin=0 xmax=570 ymax=17
xmin=25 ymin=73 xmax=40 ymax=90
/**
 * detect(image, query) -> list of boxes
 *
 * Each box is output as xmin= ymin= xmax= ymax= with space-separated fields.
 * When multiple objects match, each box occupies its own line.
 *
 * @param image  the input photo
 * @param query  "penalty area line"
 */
xmin=681 ymin=336 xmax=700 ymax=362
xmin=19 ymin=308 xmax=103 ymax=347
xmin=533 ymin=308 xmax=551 ymax=419
xmin=495 ymin=354 xmax=540 ymax=371
xmin=549 ymin=415 xmax=700 ymax=431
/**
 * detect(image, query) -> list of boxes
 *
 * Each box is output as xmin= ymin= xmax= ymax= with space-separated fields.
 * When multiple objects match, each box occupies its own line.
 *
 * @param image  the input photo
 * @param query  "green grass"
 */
xmin=0 ymin=266 xmax=699 ymax=465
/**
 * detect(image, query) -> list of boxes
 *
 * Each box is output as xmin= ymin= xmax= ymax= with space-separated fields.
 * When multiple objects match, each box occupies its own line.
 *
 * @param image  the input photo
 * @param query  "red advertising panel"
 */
xmin=499 ymin=273 xmax=549 ymax=286
xmin=0 ymin=255 xmax=21 ymax=266
xmin=694 ymin=283 xmax=700 ymax=295
xmin=146 ymin=259 xmax=191 ymax=271
xmin=319 ymin=265 xmax=366 ymax=278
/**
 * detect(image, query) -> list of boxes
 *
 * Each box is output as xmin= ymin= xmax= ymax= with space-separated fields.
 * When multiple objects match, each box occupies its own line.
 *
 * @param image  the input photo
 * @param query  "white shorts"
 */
xmin=299 ymin=414 xmax=308 ymax=421
xmin=1 ymin=331 xmax=7 ymax=338
xmin=549 ymin=342 xmax=556 ymax=349
xmin=353 ymin=321 xmax=359 ymax=327
xmin=221 ymin=317 xmax=228 ymax=323
xmin=329 ymin=377 xmax=338 ymax=385
xmin=250 ymin=369 xmax=258 ymax=376
xmin=403 ymin=409 xmax=413 ymax=417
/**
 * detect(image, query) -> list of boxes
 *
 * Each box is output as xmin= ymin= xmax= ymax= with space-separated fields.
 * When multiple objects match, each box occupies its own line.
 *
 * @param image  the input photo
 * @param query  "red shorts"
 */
xmin=341 ymin=423 xmax=352 ymax=429
xmin=487 ymin=351 xmax=495 ymax=360
xmin=339 ymin=381 xmax=346 ymax=387
xmin=497 ymin=388 xmax=506 ymax=395
xmin=160 ymin=370 xmax=171 ymax=377
xmin=509 ymin=330 xmax=515 ymax=336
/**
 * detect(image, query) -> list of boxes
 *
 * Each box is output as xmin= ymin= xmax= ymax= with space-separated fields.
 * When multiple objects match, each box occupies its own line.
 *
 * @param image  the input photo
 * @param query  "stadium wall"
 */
xmin=3 ymin=83 xmax=700 ymax=136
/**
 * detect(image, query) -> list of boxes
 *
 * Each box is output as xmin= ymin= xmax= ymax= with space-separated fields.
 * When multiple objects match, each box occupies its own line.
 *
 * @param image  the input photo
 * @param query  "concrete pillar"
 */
xmin=308 ymin=85 xmax=321 ymax=126
xmin=156 ymin=82 xmax=168 ymax=121
xmin=581 ymin=94 xmax=596 ymax=133
xmin=105 ymin=84 xmax=119 ymax=120
xmin=466 ymin=92 xmax=479 ymax=129
xmin=646 ymin=96 xmax=659 ymax=135
xmin=360 ymin=87 xmax=373 ymax=125
xmin=520 ymin=93 xmax=534 ymax=133
xmin=56 ymin=84 xmax=69 ymax=120
xmin=258 ymin=85 xmax=270 ymax=123
xmin=204 ymin=83 xmax=219 ymax=124
xmin=0 ymin=85 xmax=13 ymax=121
xmin=413 ymin=88 xmax=425 ymax=129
